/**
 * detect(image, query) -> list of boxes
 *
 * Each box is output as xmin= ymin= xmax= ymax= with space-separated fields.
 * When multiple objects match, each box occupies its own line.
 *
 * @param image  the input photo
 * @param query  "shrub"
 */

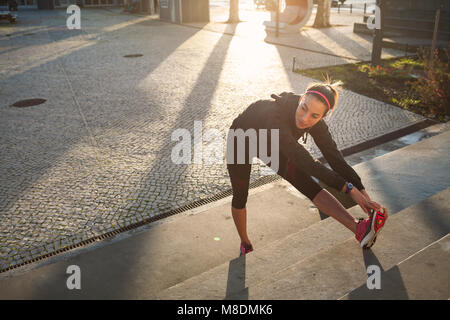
xmin=412 ymin=48 xmax=450 ymax=119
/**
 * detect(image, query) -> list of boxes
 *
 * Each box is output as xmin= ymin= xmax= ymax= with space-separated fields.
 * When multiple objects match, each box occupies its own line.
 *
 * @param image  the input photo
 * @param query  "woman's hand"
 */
xmin=349 ymin=188 xmax=382 ymax=215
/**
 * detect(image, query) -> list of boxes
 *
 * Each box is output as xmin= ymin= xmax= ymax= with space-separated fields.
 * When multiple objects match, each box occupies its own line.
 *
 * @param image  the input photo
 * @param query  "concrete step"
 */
xmin=155 ymin=187 xmax=449 ymax=299
xmin=154 ymin=205 xmax=363 ymax=299
xmin=154 ymin=125 xmax=450 ymax=299
xmin=340 ymin=234 xmax=450 ymax=300
xmin=0 ymin=181 xmax=322 ymax=299
xmin=336 ymin=129 xmax=450 ymax=215
xmin=315 ymin=127 xmax=450 ymax=220
xmin=153 ymin=123 xmax=448 ymax=298
xmin=227 ymin=188 xmax=450 ymax=300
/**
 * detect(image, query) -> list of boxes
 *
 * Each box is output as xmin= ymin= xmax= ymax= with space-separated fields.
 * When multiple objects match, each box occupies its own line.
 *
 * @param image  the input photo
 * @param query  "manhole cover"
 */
xmin=11 ymin=98 xmax=47 ymax=108
xmin=123 ymin=54 xmax=143 ymax=58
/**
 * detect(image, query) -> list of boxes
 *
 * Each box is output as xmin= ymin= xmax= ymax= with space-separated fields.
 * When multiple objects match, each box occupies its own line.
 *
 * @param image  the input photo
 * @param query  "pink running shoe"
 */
xmin=240 ymin=242 xmax=253 ymax=256
xmin=356 ymin=209 xmax=388 ymax=249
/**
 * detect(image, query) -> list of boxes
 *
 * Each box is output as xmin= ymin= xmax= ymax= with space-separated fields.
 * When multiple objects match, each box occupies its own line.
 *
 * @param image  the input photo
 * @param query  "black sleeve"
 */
xmin=274 ymin=117 xmax=348 ymax=192
xmin=310 ymin=120 xmax=365 ymax=191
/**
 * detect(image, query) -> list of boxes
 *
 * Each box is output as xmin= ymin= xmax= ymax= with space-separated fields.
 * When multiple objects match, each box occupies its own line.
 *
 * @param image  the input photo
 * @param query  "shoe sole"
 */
xmin=361 ymin=210 xmax=387 ymax=249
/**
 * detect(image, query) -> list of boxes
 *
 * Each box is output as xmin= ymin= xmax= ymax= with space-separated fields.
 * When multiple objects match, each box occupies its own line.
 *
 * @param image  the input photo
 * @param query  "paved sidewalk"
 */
xmin=185 ymin=5 xmax=407 ymax=63
xmin=0 ymin=8 xmax=425 ymax=270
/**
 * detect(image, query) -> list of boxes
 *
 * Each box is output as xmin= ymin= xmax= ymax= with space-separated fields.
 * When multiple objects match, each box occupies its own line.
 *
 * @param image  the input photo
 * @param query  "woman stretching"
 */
xmin=226 ymin=81 xmax=388 ymax=256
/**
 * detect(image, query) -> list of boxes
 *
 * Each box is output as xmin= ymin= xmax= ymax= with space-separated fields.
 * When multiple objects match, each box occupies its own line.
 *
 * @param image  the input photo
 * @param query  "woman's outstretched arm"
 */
xmin=309 ymin=120 xmax=365 ymax=191
xmin=275 ymin=122 xmax=348 ymax=193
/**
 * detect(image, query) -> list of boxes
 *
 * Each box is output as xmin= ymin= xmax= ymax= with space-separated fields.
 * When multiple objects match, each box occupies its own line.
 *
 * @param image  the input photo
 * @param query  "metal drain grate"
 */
xmin=10 ymin=98 xmax=46 ymax=108
xmin=0 ymin=174 xmax=281 ymax=274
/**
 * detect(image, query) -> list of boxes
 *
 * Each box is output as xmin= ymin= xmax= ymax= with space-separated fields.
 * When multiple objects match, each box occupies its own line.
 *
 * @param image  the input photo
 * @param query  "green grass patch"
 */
xmin=295 ymin=55 xmax=447 ymax=121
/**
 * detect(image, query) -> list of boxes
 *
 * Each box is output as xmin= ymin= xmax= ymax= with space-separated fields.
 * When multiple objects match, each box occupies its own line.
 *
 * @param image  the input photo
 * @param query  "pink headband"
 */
xmin=306 ymin=90 xmax=331 ymax=111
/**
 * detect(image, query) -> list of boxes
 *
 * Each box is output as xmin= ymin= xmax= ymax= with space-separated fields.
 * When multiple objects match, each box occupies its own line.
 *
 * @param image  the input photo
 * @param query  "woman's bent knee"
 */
xmin=312 ymin=188 xmax=327 ymax=204
xmin=232 ymin=195 xmax=248 ymax=210
xmin=232 ymin=205 xmax=246 ymax=212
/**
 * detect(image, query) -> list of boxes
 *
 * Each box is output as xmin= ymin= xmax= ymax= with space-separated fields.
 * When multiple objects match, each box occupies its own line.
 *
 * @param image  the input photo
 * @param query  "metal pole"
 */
xmin=364 ymin=3 xmax=366 ymax=14
xmin=338 ymin=3 xmax=340 ymax=13
xmin=430 ymin=8 xmax=441 ymax=67
xmin=276 ymin=0 xmax=280 ymax=37
xmin=350 ymin=4 xmax=352 ymax=14
xmin=371 ymin=0 xmax=384 ymax=66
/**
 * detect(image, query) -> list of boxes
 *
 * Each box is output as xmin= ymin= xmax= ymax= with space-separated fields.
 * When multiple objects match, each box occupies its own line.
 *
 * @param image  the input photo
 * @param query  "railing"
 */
xmin=335 ymin=1 xmax=377 ymax=15
xmin=83 ymin=0 xmax=115 ymax=6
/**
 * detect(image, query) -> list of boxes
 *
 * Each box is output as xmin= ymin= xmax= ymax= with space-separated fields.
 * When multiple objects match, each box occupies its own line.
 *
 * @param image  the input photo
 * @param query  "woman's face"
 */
xmin=295 ymin=94 xmax=327 ymax=129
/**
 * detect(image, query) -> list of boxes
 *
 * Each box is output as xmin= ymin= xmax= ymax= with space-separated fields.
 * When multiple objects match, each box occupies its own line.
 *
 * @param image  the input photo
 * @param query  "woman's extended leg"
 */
xmin=227 ymin=161 xmax=253 ymax=249
xmin=312 ymin=189 xmax=358 ymax=234
xmin=280 ymin=160 xmax=358 ymax=234
xmin=282 ymin=160 xmax=388 ymax=248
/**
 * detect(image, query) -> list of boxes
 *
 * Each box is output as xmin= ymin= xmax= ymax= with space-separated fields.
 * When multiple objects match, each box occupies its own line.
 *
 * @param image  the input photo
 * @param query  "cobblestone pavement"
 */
xmin=0 ymin=8 xmax=424 ymax=270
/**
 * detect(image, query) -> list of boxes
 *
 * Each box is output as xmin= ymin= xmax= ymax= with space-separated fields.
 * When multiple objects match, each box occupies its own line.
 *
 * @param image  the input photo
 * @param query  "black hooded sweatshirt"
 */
xmin=229 ymin=92 xmax=365 ymax=192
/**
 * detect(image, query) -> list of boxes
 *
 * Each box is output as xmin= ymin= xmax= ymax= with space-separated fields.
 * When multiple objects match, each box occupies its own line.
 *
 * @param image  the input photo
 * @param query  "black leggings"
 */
xmin=227 ymin=153 xmax=324 ymax=209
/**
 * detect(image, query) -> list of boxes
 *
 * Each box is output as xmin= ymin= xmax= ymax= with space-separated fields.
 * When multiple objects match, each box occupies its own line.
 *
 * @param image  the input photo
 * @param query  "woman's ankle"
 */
xmin=241 ymin=240 xmax=253 ymax=249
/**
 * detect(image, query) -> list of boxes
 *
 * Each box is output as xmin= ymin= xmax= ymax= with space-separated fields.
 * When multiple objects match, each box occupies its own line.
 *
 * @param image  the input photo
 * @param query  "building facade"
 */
xmin=0 ymin=0 xmax=156 ymax=9
xmin=1 ymin=0 xmax=161 ymax=13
